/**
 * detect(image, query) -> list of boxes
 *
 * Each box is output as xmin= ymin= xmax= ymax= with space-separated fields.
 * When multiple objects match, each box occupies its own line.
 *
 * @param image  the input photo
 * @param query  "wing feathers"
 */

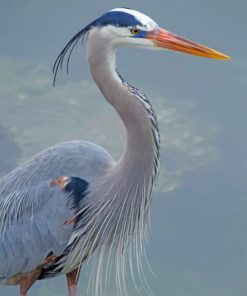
xmin=0 ymin=177 xmax=89 ymax=280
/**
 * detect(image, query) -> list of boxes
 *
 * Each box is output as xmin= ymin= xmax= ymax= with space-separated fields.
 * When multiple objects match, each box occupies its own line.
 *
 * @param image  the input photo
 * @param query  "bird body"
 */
xmin=0 ymin=7 xmax=230 ymax=296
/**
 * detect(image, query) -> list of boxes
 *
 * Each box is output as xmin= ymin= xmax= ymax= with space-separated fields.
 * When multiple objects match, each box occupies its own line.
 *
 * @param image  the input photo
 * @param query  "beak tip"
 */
xmin=217 ymin=54 xmax=232 ymax=61
xmin=224 ymin=55 xmax=232 ymax=61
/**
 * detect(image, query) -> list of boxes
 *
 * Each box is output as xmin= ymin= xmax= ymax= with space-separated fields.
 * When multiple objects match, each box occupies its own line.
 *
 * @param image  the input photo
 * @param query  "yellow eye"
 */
xmin=130 ymin=28 xmax=141 ymax=35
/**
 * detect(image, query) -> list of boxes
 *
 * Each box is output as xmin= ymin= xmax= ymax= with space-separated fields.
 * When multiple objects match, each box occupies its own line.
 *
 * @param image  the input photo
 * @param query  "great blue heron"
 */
xmin=0 ymin=7 xmax=230 ymax=296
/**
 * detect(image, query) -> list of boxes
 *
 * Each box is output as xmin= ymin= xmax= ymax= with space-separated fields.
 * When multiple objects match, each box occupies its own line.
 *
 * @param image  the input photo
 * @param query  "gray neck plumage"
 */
xmin=85 ymin=29 xmax=160 ymax=249
xmin=66 ymin=28 xmax=161 ymax=275
xmin=87 ymin=29 xmax=160 ymax=184
xmin=65 ymin=27 xmax=161 ymax=290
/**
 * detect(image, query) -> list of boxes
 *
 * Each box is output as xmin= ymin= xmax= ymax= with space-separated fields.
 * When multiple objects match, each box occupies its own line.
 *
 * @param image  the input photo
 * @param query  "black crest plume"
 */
xmin=52 ymin=23 xmax=93 ymax=86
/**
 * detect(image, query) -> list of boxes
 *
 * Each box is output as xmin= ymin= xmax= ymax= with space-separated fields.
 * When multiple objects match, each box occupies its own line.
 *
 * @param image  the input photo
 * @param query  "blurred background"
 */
xmin=0 ymin=1 xmax=246 ymax=295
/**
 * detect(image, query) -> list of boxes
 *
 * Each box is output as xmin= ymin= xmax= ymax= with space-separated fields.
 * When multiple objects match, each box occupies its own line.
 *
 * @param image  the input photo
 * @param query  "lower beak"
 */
xmin=147 ymin=28 xmax=231 ymax=60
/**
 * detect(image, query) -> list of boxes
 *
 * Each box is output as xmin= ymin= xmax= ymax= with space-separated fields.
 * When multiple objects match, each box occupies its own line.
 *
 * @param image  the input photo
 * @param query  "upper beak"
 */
xmin=147 ymin=28 xmax=231 ymax=60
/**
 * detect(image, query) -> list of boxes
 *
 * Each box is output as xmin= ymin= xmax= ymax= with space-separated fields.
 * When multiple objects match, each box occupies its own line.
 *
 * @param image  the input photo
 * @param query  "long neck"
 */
xmin=68 ymin=29 xmax=160 ymax=292
xmin=67 ymin=29 xmax=161 ymax=280
xmin=87 ymin=29 xmax=160 ymax=186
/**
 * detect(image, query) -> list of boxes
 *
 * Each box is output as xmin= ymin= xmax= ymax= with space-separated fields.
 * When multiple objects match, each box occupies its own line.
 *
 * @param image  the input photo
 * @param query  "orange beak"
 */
xmin=147 ymin=28 xmax=231 ymax=60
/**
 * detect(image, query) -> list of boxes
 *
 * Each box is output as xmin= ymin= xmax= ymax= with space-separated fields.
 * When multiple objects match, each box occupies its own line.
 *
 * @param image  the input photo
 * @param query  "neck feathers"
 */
xmin=66 ymin=29 xmax=161 ymax=294
xmin=87 ymin=28 xmax=160 ymax=174
xmin=87 ymin=26 xmax=160 ymax=238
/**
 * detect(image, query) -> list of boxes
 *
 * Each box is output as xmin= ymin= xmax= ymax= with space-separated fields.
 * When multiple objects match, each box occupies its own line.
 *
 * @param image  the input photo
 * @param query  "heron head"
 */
xmin=53 ymin=8 xmax=230 ymax=84
xmin=91 ymin=8 xmax=230 ymax=60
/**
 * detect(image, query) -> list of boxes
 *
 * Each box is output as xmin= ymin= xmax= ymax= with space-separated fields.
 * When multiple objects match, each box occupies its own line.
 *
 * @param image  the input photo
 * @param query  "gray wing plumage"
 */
xmin=0 ymin=141 xmax=113 ymax=190
xmin=0 ymin=182 xmax=75 ymax=279
xmin=0 ymin=140 xmax=114 ymax=280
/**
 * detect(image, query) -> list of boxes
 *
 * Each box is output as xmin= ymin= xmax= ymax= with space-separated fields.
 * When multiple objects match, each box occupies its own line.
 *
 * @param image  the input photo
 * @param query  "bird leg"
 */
xmin=66 ymin=267 xmax=81 ymax=296
xmin=19 ymin=268 xmax=41 ymax=296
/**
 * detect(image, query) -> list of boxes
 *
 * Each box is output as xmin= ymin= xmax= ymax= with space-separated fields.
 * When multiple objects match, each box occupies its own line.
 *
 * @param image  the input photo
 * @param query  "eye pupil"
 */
xmin=131 ymin=28 xmax=140 ymax=35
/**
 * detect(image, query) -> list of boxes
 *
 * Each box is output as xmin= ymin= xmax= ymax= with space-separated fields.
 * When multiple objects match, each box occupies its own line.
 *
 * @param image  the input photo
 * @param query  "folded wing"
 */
xmin=0 ymin=177 xmax=88 ymax=280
